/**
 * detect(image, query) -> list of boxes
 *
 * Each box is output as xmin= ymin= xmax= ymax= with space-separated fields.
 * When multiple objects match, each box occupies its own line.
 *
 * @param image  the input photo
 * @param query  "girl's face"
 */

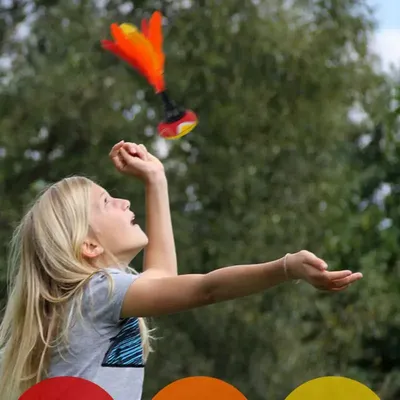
xmin=87 ymin=183 xmax=148 ymax=265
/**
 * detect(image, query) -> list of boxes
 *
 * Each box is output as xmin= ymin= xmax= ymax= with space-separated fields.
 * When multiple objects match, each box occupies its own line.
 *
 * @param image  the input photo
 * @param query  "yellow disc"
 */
xmin=119 ymin=23 xmax=138 ymax=35
xmin=286 ymin=377 xmax=380 ymax=400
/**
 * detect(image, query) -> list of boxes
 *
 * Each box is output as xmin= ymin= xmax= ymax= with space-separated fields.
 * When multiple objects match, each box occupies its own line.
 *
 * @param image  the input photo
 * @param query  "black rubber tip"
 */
xmin=159 ymin=91 xmax=185 ymax=123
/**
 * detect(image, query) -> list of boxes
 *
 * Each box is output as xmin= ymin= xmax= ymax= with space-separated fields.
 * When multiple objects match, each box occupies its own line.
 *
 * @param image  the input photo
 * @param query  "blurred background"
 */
xmin=0 ymin=0 xmax=399 ymax=398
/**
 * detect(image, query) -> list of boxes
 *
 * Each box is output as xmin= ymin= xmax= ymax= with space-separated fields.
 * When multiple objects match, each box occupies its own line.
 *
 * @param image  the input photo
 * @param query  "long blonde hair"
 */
xmin=0 ymin=176 xmax=152 ymax=399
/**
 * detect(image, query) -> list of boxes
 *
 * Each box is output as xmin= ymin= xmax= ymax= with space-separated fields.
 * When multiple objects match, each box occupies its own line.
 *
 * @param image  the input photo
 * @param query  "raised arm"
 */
xmin=109 ymin=141 xmax=177 ymax=278
xmin=142 ymin=169 xmax=177 ymax=277
xmin=120 ymin=251 xmax=363 ymax=318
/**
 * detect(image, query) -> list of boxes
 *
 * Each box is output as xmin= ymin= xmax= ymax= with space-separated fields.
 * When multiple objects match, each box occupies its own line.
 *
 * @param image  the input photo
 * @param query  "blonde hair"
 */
xmin=0 ymin=176 xmax=152 ymax=399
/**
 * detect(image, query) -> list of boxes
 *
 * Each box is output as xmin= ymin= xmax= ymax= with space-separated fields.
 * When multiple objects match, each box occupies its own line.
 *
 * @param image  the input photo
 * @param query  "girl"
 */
xmin=0 ymin=141 xmax=362 ymax=400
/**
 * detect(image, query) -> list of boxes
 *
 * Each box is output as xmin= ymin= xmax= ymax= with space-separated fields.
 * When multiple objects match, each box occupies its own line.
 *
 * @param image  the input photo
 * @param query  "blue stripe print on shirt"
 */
xmin=101 ymin=317 xmax=145 ymax=368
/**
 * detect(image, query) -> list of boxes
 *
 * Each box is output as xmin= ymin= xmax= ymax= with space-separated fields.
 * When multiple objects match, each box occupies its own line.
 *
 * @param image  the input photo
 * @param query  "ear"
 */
xmin=81 ymin=239 xmax=104 ymax=259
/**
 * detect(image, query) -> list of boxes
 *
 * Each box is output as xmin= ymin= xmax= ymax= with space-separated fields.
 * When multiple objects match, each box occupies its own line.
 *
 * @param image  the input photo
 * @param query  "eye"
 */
xmin=104 ymin=197 xmax=108 ymax=205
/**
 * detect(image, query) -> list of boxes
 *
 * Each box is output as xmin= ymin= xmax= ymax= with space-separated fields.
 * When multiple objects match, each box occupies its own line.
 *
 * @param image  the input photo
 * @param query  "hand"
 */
xmin=109 ymin=141 xmax=165 ymax=182
xmin=285 ymin=250 xmax=363 ymax=292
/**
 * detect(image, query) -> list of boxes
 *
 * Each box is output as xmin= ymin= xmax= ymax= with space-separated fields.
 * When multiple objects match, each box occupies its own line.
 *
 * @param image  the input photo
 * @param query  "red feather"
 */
xmin=141 ymin=18 xmax=149 ymax=38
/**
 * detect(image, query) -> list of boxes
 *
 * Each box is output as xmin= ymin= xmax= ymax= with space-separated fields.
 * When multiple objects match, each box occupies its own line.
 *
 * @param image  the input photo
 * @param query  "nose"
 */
xmin=118 ymin=198 xmax=130 ymax=210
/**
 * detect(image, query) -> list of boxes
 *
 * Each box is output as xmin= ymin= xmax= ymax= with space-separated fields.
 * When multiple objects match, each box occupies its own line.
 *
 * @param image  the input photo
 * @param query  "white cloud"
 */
xmin=370 ymin=29 xmax=400 ymax=72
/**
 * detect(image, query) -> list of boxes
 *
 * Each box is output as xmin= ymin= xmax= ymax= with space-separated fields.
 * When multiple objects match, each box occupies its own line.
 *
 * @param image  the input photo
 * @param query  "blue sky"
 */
xmin=367 ymin=0 xmax=400 ymax=70
xmin=368 ymin=0 xmax=400 ymax=29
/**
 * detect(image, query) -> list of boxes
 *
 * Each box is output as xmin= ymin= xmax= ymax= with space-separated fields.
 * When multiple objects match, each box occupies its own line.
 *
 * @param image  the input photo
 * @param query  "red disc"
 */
xmin=19 ymin=377 xmax=113 ymax=400
xmin=158 ymin=109 xmax=198 ymax=139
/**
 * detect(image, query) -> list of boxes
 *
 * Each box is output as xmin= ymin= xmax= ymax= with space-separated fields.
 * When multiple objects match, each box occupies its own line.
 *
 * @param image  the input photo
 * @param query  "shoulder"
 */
xmin=87 ymin=267 xmax=138 ymax=288
xmin=82 ymin=267 xmax=141 ymax=324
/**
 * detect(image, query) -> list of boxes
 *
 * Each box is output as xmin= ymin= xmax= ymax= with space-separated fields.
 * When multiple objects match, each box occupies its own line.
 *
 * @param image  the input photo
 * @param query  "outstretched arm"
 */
xmin=120 ymin=251 xmax=363 ymax=318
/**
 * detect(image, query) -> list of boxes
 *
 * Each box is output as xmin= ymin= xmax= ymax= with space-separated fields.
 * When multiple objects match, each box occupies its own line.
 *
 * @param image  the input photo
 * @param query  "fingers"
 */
xmin=319 ymin=271 xmax=363 ymax=292
xmin=119 ymin=147 xmax=135 ymax=163
xmin=138 ymin=144 xmax=147 ymax=158
xmin=109 ymin=141 xmax=126 ymax=171
xmin=123 ymin=143 xmax=138 ymax=156
xmin=109 ymin=141 xmax=160 ymax=179
xmin=137 ymin=144 xmax=148 ymax=161
xmin=331 ymin=272 xmax=363 ymax=287
xmin=123 ymin=142 xmax=148 ymax=160
xmin=116 ymin=142 xmax=157 ymax=164
xmin=109 ymin=140 xmax=125 ymax=158
xmin=303 ymin=250 xmax=328 ymax=271
xmin=111 ymin=151 xmax=126 ymax=172
xmin=127 ymin=142 xmax=159 ymax=161
xmin=324 ymin=270 xmax=352 ymax=280
xmin=296 ymin=250 xmax=363 ymax=293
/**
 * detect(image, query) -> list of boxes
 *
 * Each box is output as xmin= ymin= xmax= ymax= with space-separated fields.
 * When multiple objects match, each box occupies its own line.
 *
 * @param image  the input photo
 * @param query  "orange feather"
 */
xmin=125 ymin=30 xmax=162 ymax=90
xmin=148 ymin=11 xmax=165 ymax=68
xmin=105 ymin=12 xmax=166 ymax=92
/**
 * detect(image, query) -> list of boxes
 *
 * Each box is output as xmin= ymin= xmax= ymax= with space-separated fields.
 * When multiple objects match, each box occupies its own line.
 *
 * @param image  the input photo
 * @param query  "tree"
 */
xmin=312 ymin=79 xmax=400 ymax=399
xmin=0 ymin=0 xmax=391 ymax=398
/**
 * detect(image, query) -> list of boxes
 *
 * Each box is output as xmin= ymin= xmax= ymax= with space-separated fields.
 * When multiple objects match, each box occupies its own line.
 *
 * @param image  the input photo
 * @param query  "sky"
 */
xmin=368 ymin=0 xmax=400 ymax=71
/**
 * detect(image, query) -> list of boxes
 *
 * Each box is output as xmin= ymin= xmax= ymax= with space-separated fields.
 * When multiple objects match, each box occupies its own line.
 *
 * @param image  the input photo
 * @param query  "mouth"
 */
xmin=130 ymin=216 xmax=137 ymax=225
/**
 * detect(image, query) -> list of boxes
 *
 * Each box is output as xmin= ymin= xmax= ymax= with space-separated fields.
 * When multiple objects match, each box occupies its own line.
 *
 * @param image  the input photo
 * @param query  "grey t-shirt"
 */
xmin=48 ymin=267 xmax=145 ymax=400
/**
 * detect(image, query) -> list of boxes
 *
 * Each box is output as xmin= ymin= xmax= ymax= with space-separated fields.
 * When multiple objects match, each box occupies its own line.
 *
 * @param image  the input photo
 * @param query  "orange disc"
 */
xmin=153 ymin=376 xmax=247 ymax=400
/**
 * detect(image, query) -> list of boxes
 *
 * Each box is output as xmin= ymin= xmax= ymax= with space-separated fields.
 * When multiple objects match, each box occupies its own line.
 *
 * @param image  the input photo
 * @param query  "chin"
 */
xmin=123 ymin=229 xmax=149 ymax=261
xmin=138 ymin=237 xmax=149 ymax=249
xmin=127 ymin=241 xmax=148 ymax=262
xmin=133 ymin=230 xmax=149 ymax=251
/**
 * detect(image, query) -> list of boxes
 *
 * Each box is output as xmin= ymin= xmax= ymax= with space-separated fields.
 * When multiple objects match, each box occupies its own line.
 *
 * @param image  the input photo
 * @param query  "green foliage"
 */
xmin=0 ymin=0 xmax=398 ymax=398
xmin=317 ymin=80 xmax=400 ymax=399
